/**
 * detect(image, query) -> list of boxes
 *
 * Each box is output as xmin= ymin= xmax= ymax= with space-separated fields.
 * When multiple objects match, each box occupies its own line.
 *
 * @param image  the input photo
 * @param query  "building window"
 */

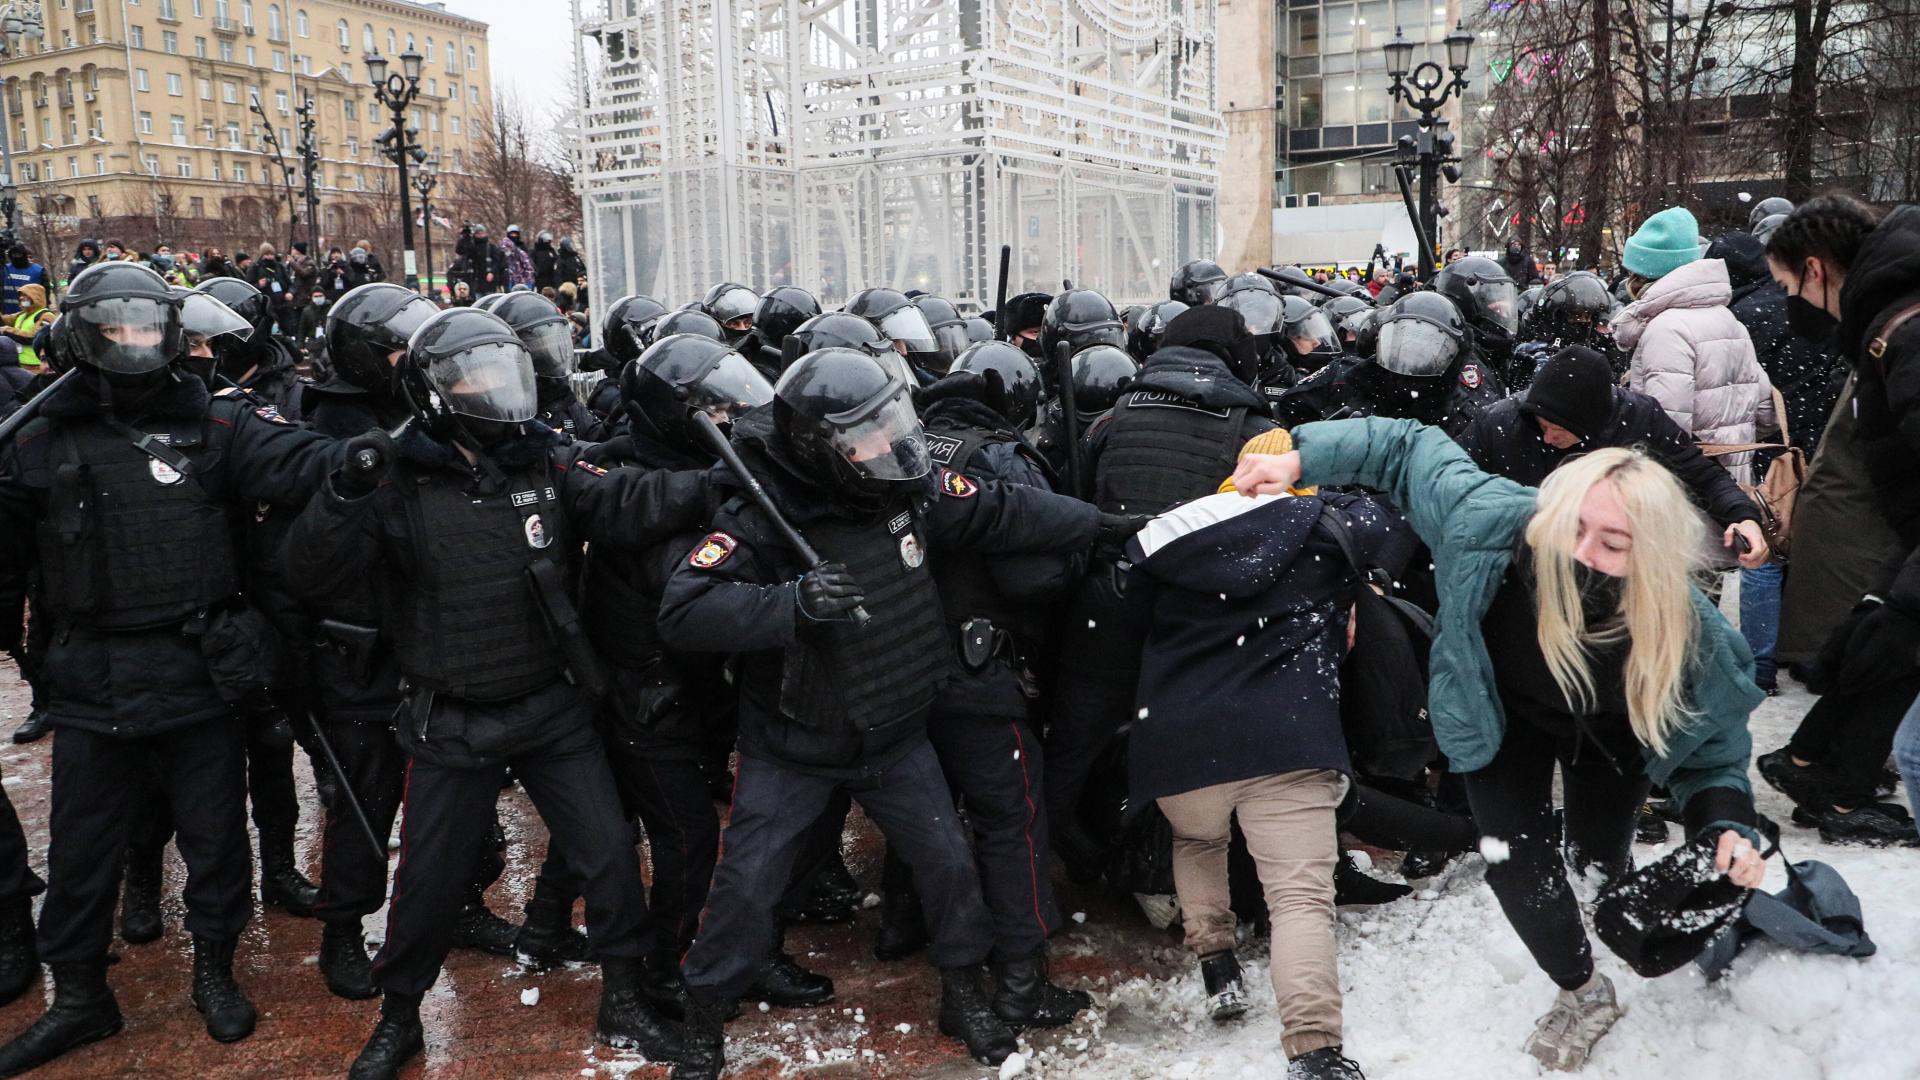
xmin=136 ymin=69 xmax=151 ymax=92
xmin=89 ymin=194 xmax=104 ymax=217
xmin=144 ymin=154 xmax=160 ymax=175
xmin=275 ymin=89 xmax=289 ymax=113
xmin=343 ymin=98 xmax=355 ymax=120
xmin=268 ymin=4 xmax=281 ymax=38
xmin=339 ymin=61 xmax=352 ymax=83
xmin=426 ymin=78 xmax=435 ymax=95
xmin=467 ymin=46 xmax=477 ymax=70
xmin=345 ymin=135 xmax=358 ymax=156
xmin=194 ymin=0 xmax=204 ymax=13
xmin=92 ymin=112 xmax=106 ymax=137
xmin=17 ymin=163 xmax=31 ymax=183
xmin=337 ymin=19 xmax=349 ymax=48
xmin=362 ymin=24 xmax=374 ymax=53
xmin=226 ymin=120 xmax=240 ymax=145
xmin=194 ymin=35 xmax=206 ymax=57
xmin=176 ymin=156 xmax=193 ymax=177
xmin=425 ymin=37 xmax=434 ymax=61
xmin=131 ymin=25 xmax=146 ymax=48
xmin=386 ymin=29 xmax=396 ymax=54
xmin=234 ymin=162 xmax=249 ymax=183
xmin=246 ymin=46 xmax=256 ymax=65
xmin=428 ymin=112 xmax=438 ymax=132
xmin=223 ymin=81 xmax=237 ymax=103
xmin=93 ymin=154 xmax=105 ymax=175
xmin=198 ymin=78 xmax=211 ymax=99
xmin=450 ymin=115 xmax=459 ymax=135
xmin=167 ymin=73 xmax=183 ymax=95
xmin=297 ymin=54 xmax=310 ymax=74
xmin=68 ymin=156 xmax=79 ymax=178
xmin=272 ymin=49 xmax=286 ymax=71
xmin=160 ymin=0 xmax=178 ymax=17
xmin=219 ymin=40 xmax=232 ymax=62
xmin=171 ymin=114 xmax=188 ymax=143
xmin=211 ymin=160 xmax=221 ymax=180
xmin=139 ymin=111 xmax=155 ymax=134
xmin=162 ymin=29 xmax=178 ymax=53
xmin=468 ymin=85 xmax=478 ymax=104
xmin=297 ymin=8 xmax=309 ymax=37
xmin=190 ymin=197 xmax=204 ymax=216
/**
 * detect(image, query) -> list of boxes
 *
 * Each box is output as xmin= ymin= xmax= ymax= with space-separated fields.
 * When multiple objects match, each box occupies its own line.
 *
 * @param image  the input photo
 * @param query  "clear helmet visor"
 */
xmin=829 ymin=389 xmax=932 ymax=481
xmin=686 ymin=352 xmax=776 ymax=424
xmin=1374 ymin=317 xmax=1461 ymax=377
xmin=75 ymin=297 xmax=184 ymax=374
xmin=876 ymin=307 xmax=937 ymax=354
xmin=707 ymin=286 xmax=759 ymax=325
xmin=1476 ymin=280 xmax=1522 ymax=334
xmin=521 ymin=320 xmax=578 ymax=379
xmin=180 ymin=292 xmax=254 ymax=346
xmin=1222 ymin=291 xmax=1284 ymax=336
xmin=931 ymin=321 xmax=971 ymax=367
xmin=1286 ymin=310 xmax=1341 ymax=354
xmin=427 ymin=341 xmax=538 ymax=422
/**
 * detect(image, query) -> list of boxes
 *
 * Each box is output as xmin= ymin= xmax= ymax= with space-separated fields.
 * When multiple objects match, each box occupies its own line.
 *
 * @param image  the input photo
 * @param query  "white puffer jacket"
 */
xmin=1612 ymin=257 xmax=1776 ymax=473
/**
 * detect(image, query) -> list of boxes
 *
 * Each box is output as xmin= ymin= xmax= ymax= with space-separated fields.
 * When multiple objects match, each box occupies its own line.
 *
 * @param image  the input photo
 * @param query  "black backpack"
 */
xmin=1318 ymin=503 xmax=1438 ymax=780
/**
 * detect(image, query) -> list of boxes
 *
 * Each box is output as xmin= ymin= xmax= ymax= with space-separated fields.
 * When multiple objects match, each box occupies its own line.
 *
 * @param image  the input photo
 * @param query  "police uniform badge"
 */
xmin=1460 ymin=365 xmax=1482 ymax=389
xmin=524 ymin=514 xmax=551 ymax=550
xmin=899 ymin=531 xmax=925 ymax=570
xmin=689 ymin=531 xmax=737 ymax=569
xmin=255 ymin=404 xmax=292 ymax=425
xmin=149 ymin=457 xmax=185 ymax=485
xmin=939 ymin=468 xmax=977 ymax=498
xmin=576 ymin=460 xmax=609 ymax=477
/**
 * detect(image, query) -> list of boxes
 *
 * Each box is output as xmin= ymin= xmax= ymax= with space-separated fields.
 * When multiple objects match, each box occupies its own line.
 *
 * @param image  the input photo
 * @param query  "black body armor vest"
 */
xmin=1093 ymin=390 xmax=1248 ymax=515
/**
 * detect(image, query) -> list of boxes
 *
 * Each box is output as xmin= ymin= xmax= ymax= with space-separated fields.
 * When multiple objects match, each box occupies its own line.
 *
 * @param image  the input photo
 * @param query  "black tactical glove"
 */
xmin=797 ymin=562 xmax=866 ymax=622
xmin=336 ymin=429 xmax=394 ymax=498
xmin=1837 ymin=602 xmax=1920 ymax=690
xmin=1095 ymin=512 xmax=1153 ymax=561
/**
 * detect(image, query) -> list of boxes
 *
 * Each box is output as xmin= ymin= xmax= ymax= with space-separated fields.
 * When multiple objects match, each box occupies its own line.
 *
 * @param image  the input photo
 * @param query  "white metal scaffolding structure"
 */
xmin=571 ymin=0 xmax=1224 ymax=313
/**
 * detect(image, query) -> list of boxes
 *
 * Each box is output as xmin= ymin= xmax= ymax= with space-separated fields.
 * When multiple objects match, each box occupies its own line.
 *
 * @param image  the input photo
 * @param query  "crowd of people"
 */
xmin=0 ymin=187 xmax=1908 ymax=1080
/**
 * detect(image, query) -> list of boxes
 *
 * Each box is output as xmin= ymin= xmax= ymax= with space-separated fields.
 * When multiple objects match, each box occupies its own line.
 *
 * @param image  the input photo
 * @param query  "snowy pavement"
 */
xmin=1026 ymin=682 xmax=1920 ymax=1080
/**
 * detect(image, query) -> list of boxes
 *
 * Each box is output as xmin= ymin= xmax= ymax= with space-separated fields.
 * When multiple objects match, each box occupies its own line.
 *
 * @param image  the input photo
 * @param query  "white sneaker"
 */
xmin=1523 ymin=973 xmax=1623 ymax=1072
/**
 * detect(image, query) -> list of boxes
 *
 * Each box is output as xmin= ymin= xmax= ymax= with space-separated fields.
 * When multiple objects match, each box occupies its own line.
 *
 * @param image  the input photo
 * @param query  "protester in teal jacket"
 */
xmin=1232 ymin=415 xmax=1768 ymax=1073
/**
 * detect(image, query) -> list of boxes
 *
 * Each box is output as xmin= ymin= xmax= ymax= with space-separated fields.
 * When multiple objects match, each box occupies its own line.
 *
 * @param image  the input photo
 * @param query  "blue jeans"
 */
xmin=1740 ymin=564 xmax=1783 ymax=686
xmin=1896 ymin=692 xmax=1920 ymax=808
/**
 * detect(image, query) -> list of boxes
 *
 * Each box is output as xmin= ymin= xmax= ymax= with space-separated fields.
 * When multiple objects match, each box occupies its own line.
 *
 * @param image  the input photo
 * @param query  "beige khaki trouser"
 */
xmin=1157 ymin=769 xmax=1346 ymax=1059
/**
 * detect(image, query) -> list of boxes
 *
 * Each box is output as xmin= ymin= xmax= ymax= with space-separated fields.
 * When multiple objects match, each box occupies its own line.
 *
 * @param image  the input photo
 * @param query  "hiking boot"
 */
xmin=641 ymin=954 xmax=692 ymax=1021
xmin=259 ymin=850 xmax=320 ymax=919
xmin=348 ymin=992 xmax=424 ymax=1080
xmin=0 ymin=962 xmax=123 ymax=1076
xmin=1198 ymin=950 xmax=1248 ymax=1023
xmin=189 ymin=935 xmax=257 ymax=1043
xmin=597 ymin=957 xmax=683 ymax=1062
xmin=937 ymin=965 xmax=1017 ymax=1066
xmin=1635 ymin=803 xmax=1668 ymax=845
xmin=0 ymin=899 xmax=36 ymax=1008
xmin=745 ymin=950 xmax=834 ymax=1008
xmin=1807 ymin=804 xmax=1920 ymax=847
xmin=119 ymin=865 xmax=162 ymax=946
xmin=319 ymin=923 xmax=379 ymax=1001
xmin=1757 ymin=749 xmax=1838 ymax=811
xmin=670 ymin=993 xmax=729 ymax=1080
xmin=9 ymin=709 xmax=49 ymax=745
xmin=1524 ymin=972 xmax=1623 ymax=1072
xmin=514 ymin=896 xmax=592 ymax=970
xmin=449 ymin=901 xmax=520 ymax=957
xmin=1287 ymin=1046 xmax=1368 ymax=1079
xmin=990 ymin=948 xmax=1090 ymax=1029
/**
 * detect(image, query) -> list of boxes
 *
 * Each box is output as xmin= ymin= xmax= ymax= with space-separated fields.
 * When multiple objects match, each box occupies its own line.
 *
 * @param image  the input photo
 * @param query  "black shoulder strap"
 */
xmin=103 ymin=417 xmax=196 ymax=478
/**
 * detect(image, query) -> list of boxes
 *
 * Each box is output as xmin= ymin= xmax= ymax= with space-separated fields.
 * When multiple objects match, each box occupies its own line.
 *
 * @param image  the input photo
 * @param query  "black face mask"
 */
xmin=9 ymin=256 xmax=27 ymax=268
xmin=1786 ymin=294 xmax=1837 ymax=338
xmin=1018 ymin=335 xmax=1045 ymax=361
xmin=1572 ymin=559 xmax=1627 ymax=620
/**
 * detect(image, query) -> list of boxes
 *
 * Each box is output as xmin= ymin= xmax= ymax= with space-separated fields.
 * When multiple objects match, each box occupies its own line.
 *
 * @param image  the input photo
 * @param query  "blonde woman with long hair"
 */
xmin=1232 ymin=417 xmax=1768 ymax=1073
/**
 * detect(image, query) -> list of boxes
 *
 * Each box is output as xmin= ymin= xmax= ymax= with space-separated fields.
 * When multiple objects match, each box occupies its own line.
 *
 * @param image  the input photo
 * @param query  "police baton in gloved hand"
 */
xmin=0 ymin=368 xmax=78 ymax=446
xmin=290 ymin=679 xmax=390 ymax=864
xmin=690 ymin=410 xmax=871 ymax=626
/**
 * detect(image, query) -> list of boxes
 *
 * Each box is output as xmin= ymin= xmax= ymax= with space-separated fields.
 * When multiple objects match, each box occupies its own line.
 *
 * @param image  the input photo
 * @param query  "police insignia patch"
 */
xmin=939 ymin=468 xmax=977 ymax=498
xmin=689 ymin=532 xmax=737 ymax=569
xmin=1459 ymin=365 xmax=1482 ymax=389
xmin=524 ymin=513 xmax=552 ymax=549
xmin=255 ymin=405 xmax=291 ymax=425
xmin=899 ymin=531 xmax=925 ymax=570
xmin=577 ymin=461 xmax=609 ymax=477
xmin=148 ymin=457 xmax=185 ymax=485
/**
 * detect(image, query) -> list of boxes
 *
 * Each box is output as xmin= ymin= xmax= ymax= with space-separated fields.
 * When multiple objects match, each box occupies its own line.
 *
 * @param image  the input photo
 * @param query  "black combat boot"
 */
xmin=9 ymin=709 xmax=48 ymax=745
xmin=0 ymin=898 xmax=37 ymax=1008
xmin=597 ymin=957 xmax=684 ymax=1062
xmin=937 ymin=965 xmax=1017 ymax=1066
xmin=871 ymin=881 xmax=929 ymax=961
xmin=641 ymin=953 xmax=693 ymax=1021
xmin=189 ymin=935 xmax=257 ymax=1043
xmin=258 ymin=846 xmax=320 ymax=918
xmin=744 ymin=948 xmax=834 ymax=1008
xmin=514 ymin=894 xmax=591 ymax=970
xmin=1333 ymin=851 xmax=1412 ymax=906
xmin=990 ymin=948 xmax=1091 ymax=1029
xmin=0 ymin=961 xmax=123 ymax=1076
xmin=670 ymin=993 xmax=729 ymax=1080
xmin=348 ymin=991 xmax=424 ymax=1080
xmin=118 ymin=857 xmax=163 ymax=946
xmin=448 ymin=899 xmax=520 ymax=956
xmin=1199 ymin=950 xmax=1249 ymax=1022
xmin=319 ymin=922 xmax=379 ymax=1001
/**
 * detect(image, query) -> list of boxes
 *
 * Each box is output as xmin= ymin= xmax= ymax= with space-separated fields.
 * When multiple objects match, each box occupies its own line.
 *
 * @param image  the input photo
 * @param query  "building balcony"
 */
xmin=58 ymin=91 xmax=74 ymax=108
xmin=212 ymin=16 xmax=240 ymax=35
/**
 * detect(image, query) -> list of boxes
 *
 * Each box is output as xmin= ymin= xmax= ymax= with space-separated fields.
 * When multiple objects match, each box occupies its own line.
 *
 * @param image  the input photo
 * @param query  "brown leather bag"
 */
xmin=1700 ymin=385 xmax=1803 ymax=563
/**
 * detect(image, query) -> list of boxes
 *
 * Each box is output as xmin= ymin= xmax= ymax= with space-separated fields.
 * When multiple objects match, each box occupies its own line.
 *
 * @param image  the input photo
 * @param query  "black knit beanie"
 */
xmin=1519 ymin=346 xmax=1613 ymax=439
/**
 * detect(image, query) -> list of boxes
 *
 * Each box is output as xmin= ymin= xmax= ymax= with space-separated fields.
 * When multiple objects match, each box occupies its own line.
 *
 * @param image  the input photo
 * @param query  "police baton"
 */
xmin=297 ymin=705 xmax=389 ymax=863
xmin=1054 ymin=342 xmax=1089 ymax=503
xmin=993 ymin=244 xmax=1011 ymax=340
xmin=0 ymin=368 xmax=77 ymax=447
xmin=1257 ymin=265 xmax=1348 ymax=300
xmin=690 ymin=411 xmax=871 ymax=627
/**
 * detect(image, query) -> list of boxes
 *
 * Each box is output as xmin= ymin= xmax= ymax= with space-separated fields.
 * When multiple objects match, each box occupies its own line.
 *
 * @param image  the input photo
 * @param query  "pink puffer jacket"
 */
xmin=1612 ymin=258 xmax=1776 ymax=473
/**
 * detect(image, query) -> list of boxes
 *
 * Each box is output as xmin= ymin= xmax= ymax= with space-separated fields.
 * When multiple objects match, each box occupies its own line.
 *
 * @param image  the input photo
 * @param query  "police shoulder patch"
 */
xmin=939 ymin=468 xmax=977 ymax=498
xmin=689 ymin=531 xmax=738 ymax=570
xmin=254 ymin=404 xmax=292 ymax=425
xmin=576 ymin=460 xmax=609 ymax=477
xmin=1459 ymin=365 xmax=1482 ymax=390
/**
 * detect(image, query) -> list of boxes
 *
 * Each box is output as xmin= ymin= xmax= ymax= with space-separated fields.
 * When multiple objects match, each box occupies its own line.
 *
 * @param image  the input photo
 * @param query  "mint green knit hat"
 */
xmin=1623 ymin=207 xmax=1703 ymax=280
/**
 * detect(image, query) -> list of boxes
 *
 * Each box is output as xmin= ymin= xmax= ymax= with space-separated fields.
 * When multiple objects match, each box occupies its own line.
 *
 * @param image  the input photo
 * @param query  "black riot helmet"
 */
xmin=1747 ymin=197 xmax=1794 ymax=230
xmin=473 ymin=292 xmax=510 ymax=314
xmin=1069 ymin=344 xmax=1139 ymax=422
xmin=327 ymin=283 xmax=439 ymax=395
xmin=846 ymin=287 xmax=940 ymax=369
xmin=1170 ymin=259 xmax=1228 ymax=306
xmin=913 ymin=295 xmax=971 ymax=376
xmin=649 ymin=309 xmax=728 ymax=346
xmin=997 ymin=291 xmax=1053 ymax=353
xmin=1317 ymin=278 xmax=1369 ymax=302
xmin=951 ymin=340 xmax=1043 ymax=430
xmin=59 ymin=261 xmax=185 ymax=377
xmin=753 ymin=286 xmax=822 ymax=353
xmin=193 ymin=276 xmax=273 ymax=373
xmin=701 ymin=282 xmax=761 ymax=343
xmin=602 ymin=293 xmax=671 ymax=363
xmin=1524 ymin=270 xmax=1616 ymax=345
xmin=1372 ymin=291 xmax=1469 ymax=378
xmin=622 ymin=333 xmax=776 ymax=451
xmin=1751 ymin=213 xmax=1789 ymax=244
xmin=1280 ymin=294 xmax=1344 ymax=369
xmin=1041 ymin=289 xmax=1125 ymax=362
xmin=399 ymin=307 xmax=538 ymax=447
xmin=784 ymin=310 xmax=894 ymax=367
xmin=1432 ymin=255 xmax=1520 ymax=336
xmin=964 ymin=316 xmax=995 ymax=345
xmin=773 ymin=346 xmax=932 ymax=498
xmin=1221 ymin=271 xmax=1279 ymax=300
xmin=1162 ymin=304 xmax=1261 ymax=385
xmin=1516 ymin=285 xmax=1545 ymax=330
xmin=491 ymin=291 xmax=577 ymax=384
xmin=1221 ymin=288 xmax=1285 ymax=351
xmin=1125 ymin=299 xmax=1188 ymax=362
xmin=1322 ymin=295 xmax=1372 ymax=341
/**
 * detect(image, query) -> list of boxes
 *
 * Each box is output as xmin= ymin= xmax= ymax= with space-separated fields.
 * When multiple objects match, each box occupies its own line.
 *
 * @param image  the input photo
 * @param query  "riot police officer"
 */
xmin=1513 ymin=270 xmax=1623 ymax=386
xmin=1039 ymin=289 xmax=1126 ymax=376
xmin=846 ymin=287 xmax=944 ymax=383
xmin=1431 ymin=255 xmax=1522 ymax=382
xmin=1220 ymin=287 xmax=1295 ymax=415
xmin=284 ymin=307 xmax=706 ymax=1078
xmin=492 ymin=291 xmax=605 ymax=440
xmin=1125 ymin=299 xmax=1188 ymax=363
xmin=657 ymin=347 xmax=1135 ymax=1078
xmin=912 ymin=295 xmax=973 ymax=376
xmin=1047 ymin=305 xmax=1277 ymax=876
xmin=194 ymin=276 xmax=305 ymax=413
xmin=580 ymin=293 xmax=674 ymax=424
xmin=0 ymin=261 xmax=349 ymax=1074
xmin=996 ymin=291 xmax=1053 ymax=358
xmin=651 ymin=309 xmax=730 ymax=346
xmin=740 ymin=286 xmax=821 ymax=378
xmin=701 ymin=282 xmax=761 ymax=346
xmin=1169 ymin=258 xmax=1229 ymax=306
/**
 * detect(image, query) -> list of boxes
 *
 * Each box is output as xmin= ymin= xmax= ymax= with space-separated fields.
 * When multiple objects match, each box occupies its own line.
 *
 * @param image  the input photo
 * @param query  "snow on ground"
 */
xmin=1033 ymin=682 xmax=1920 ymax=1080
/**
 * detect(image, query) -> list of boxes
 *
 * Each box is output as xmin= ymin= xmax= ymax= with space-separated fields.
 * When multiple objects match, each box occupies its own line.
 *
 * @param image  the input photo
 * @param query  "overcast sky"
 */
xmin=441 ymin=0 xmax=579 ymax=122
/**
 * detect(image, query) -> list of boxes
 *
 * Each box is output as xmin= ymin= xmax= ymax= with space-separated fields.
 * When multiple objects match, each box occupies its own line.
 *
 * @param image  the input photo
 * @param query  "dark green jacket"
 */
xmin=1293 ymin=417 xmax=1764 ymax=824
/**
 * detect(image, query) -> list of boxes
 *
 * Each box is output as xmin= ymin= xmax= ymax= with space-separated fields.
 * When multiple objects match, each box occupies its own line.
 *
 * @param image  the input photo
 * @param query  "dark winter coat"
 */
xmin=0 ymin=371 xmax=347 ymax=736
xmin=1126 ymin=491 xmax=1403 ymax=805
xmin=533 ymin=239 xmax=560 ymax=290
xmin=1710 ymin=232 xmax=1841 ymax=456
xmin=459 ymin=235 xmax=511 ymax=294
xmin=555 ymin=241 xmax=587 ymax=287
xmin=1504 ymin=245 xmax=1541 ymax=286
xmin=1458 ymin=388 xmax=1761 ymax=527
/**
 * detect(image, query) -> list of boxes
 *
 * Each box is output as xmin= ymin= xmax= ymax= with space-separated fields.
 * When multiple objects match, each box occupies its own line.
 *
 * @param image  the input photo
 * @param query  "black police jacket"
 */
xmin=538 ymin=389 xmax=609 ymax=443
xmin=283 ymin=423 xmax=710 ymax=768
xmin=1084 ymin=345 xmax=1276 ymax=516
xmin=1272 ymin=354 xmax=1504 ymax=438
xmin=0 ymin=370 xmax=347 ymax=736
xmin=657 ymin=434 xmax=1101 ymax=773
